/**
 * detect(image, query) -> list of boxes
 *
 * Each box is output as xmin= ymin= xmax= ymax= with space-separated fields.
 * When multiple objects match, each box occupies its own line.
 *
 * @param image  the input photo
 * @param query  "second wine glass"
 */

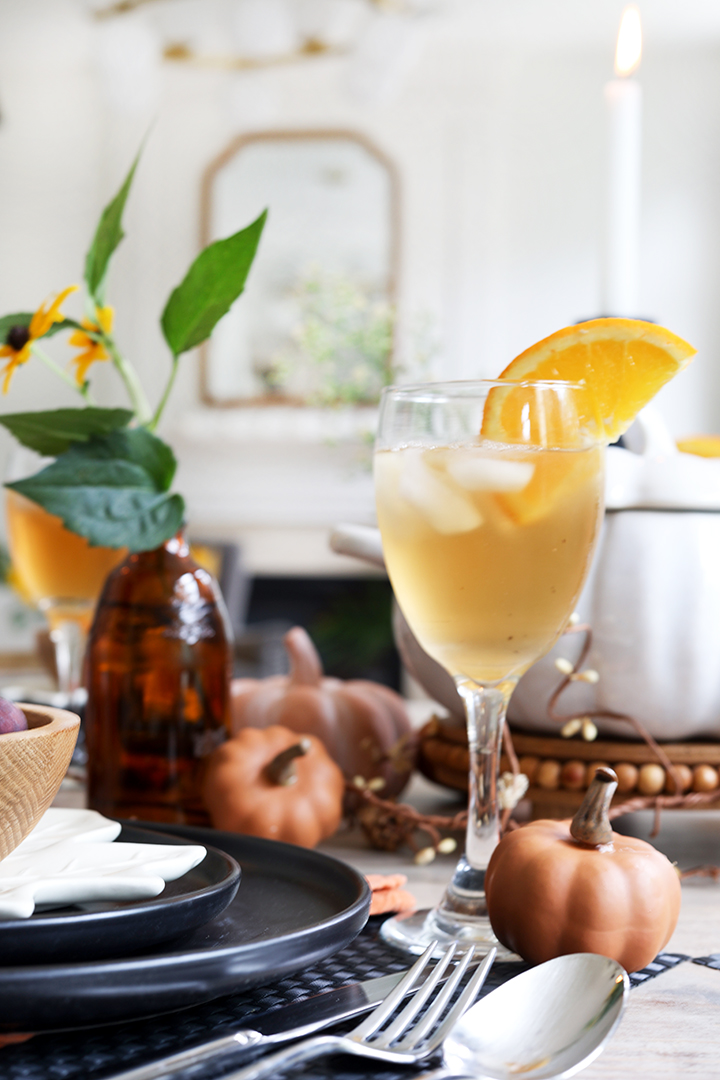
xmin=5 ymin=449 xmax=126 ymax=698
xmin=374 ymin=379 xmax=605 ymax=955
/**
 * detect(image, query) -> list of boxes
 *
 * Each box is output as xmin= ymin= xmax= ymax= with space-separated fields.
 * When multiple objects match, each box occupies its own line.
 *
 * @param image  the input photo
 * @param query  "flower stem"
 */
xmin=148 ymin=354 xmax=179 ymax=432
xmin=103 ymin=335 xmax=153 ymax=424
xmin=31 ymin=343 xmax=96 ymax=404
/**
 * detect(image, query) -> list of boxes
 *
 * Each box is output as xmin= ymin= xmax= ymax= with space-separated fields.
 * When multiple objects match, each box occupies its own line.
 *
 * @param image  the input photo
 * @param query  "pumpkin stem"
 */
xmin=284 ymin=627 xmax=324 ymax=687
xmin=265 ymin=739 xmax=312 ymax=786
xmin=570 ymin=766 xmax=618 ymax=846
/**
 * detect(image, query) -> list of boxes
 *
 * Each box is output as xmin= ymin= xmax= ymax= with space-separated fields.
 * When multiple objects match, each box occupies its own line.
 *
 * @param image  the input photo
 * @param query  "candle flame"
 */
xmin=615 ymin=6 xmax=642 ymax=77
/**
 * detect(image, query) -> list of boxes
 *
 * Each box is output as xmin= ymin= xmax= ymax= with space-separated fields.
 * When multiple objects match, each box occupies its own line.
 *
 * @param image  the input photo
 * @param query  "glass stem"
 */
xmin=437 ymin=677 xmax=516 ymax=922
xmin=49 ymin=620 xmax=86 ymax=695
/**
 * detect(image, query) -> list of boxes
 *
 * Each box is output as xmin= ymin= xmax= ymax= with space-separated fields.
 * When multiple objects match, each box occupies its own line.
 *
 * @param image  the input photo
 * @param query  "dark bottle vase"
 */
xmin=84 ymin=531 xmax=233 ymax=825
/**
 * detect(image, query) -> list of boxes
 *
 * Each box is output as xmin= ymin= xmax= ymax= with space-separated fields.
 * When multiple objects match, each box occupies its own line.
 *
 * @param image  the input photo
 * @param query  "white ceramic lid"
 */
xmin=606 ymin=406 xmax=720 ymax=511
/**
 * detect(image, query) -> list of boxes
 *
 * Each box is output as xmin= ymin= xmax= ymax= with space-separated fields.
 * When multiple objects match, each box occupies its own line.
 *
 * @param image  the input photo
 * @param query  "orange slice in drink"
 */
xmin=489 ymin=446 xmax=603 ymax=527
xmin=483 ymin=317 xmax=696 ymax=523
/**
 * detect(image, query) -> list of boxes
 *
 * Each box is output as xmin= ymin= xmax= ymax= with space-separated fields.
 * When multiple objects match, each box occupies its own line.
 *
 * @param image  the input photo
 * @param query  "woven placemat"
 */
xmin=0 ymin=921 xmax=688 ymax=1080
xmin=691 ymin=954 xmax=720 ymax=970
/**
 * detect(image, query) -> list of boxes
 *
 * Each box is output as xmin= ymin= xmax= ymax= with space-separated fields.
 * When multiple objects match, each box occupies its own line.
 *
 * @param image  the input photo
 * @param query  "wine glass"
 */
xmin=4 ymin=448 xmax=126 ymax=700
xmin=374 ymin=380 xmax=605 ymax=955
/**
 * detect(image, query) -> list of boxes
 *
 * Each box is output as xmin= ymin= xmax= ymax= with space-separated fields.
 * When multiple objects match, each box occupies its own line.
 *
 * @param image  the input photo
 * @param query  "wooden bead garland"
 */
xmin=638 ymin=763 xmax=665 ymax=796
xmin=419 ymin=715 xmax=720 ymax=816
xmin=693 ymin=764 xmax=719 ymax=792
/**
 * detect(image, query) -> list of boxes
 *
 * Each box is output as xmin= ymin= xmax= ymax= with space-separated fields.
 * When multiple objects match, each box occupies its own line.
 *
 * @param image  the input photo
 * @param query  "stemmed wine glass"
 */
xmin=374 ymin=380 xmax=605 ymax=954
xmin=5 ymin=448 xmax=126 ymax=700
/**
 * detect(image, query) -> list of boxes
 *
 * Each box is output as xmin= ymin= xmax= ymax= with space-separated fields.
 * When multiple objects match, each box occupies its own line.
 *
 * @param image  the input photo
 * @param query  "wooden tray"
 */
xmin=418 ymin=716 xmax=720 ymax=818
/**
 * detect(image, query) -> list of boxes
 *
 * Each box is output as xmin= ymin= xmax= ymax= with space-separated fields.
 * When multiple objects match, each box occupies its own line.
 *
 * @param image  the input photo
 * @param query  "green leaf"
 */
xmin=132 ymin=428 xmax=177 ymax=491
xmin=69 ymin=427 xmax=177 ymax=491
xmin=84 ymin=150 xmax=142 ymax=302
xmin=0 ymin=407 xmax=134 ymax=457
xmin=161 ymin=210 xmax=267 ymax=356
xmin=5 ymin=430 xmax=184 ymax=552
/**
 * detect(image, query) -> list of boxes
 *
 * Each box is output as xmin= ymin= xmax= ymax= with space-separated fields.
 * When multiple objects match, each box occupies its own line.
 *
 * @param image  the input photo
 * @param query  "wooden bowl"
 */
xmin=0 ymin=704 xmax=80 ymax=861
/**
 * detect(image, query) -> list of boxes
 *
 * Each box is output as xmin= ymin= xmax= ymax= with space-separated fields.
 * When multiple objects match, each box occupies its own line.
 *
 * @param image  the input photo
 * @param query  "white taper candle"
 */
xmin=602 ymin=6 xmax=643 ymax=317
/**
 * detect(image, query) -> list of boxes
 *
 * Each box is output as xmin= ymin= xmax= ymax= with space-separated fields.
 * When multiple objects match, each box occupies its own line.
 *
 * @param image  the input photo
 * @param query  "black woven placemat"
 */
xmin=627 ymin=951 xmax=688 ymax=985
xmin=0 ymin=921 xmax=688 ymax=1080
xmin=691 ymin=953 xmax=720 ymax=970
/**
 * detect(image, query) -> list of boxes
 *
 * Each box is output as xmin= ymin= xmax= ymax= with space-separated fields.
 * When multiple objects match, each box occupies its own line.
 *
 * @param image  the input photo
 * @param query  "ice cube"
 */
xmin=447 ymin=452 xmax=534 ymax=492
xmin=375 ymin=451 xmax=423 ymax=536
xmin=399 ymin=451 xmax=482 ymax=534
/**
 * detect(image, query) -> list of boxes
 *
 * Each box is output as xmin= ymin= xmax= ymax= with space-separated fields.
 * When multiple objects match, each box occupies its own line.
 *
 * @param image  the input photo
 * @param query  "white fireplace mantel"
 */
xmin=165 ymin=406 xmax=381 ymax=577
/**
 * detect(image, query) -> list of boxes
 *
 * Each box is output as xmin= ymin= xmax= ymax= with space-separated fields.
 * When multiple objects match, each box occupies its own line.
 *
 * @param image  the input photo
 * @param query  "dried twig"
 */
xmin=548 ymin=624 xmax=685 ymax=808
xmin=347 ymin=781 xmax=466 ymax=862
xmin=546 ymin=623 xmax=698 ymax=835
xmin=348 ymin=720 xmax=524 ymax=857
xmin=680 ymin=864 xmax=720 ymax=880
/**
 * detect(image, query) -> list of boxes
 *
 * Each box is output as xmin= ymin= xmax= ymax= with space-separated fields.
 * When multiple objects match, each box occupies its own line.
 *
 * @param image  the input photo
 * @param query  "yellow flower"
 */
xmin=69 ymin=305 xmax=114 ymax=385
xmin=0 ymin=285 xmax=78 ymax=393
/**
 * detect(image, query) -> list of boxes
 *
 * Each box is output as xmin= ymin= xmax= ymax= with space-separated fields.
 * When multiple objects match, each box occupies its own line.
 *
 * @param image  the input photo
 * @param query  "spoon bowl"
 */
xmin=441 ymin=952 xmax=628 ymax=1080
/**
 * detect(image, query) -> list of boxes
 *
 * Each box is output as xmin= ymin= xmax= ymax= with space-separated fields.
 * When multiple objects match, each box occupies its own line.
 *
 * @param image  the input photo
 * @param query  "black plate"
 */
xmin=0 ymin=825 xmax=241 ymax=964
xmin=0 ymin=822 xmax=371 ymax=1032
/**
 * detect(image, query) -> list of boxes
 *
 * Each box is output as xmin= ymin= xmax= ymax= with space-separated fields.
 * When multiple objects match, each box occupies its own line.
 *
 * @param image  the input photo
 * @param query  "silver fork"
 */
xmin=223 ymin=942 xmax=496 ymax=1080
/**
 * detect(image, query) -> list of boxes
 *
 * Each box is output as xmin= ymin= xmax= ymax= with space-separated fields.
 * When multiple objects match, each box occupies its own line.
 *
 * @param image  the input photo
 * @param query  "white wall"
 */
xmin=1 ymin=0 xmax=720 ymax=567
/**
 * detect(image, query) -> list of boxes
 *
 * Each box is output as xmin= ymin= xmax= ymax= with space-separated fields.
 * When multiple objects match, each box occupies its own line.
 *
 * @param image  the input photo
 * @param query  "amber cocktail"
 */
xmin=375 ymin=443 xmax=603 ymax=683
xmin=374 ymin=380 xmax=604 ymax=955
xmin=6 ymin=491 xmax=125 ymax=692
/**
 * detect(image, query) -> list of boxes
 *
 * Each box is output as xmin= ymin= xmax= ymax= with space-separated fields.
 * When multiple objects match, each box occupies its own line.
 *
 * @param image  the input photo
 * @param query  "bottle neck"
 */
xmin=163 ymin=528 xmax=189 ymax=558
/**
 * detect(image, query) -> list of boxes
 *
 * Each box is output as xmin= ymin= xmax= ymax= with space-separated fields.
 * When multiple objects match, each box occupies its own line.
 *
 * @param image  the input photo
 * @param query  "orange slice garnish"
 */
xmin=493 ymin=317 xmax=696 ymax=444
xmin=482 ymin=318 xmax=696 ymax=524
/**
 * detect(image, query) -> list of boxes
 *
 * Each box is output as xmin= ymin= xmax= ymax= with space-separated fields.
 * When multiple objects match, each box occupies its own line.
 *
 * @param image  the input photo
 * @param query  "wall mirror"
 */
xmin=200 ymin=130 xmax=400 ymax=406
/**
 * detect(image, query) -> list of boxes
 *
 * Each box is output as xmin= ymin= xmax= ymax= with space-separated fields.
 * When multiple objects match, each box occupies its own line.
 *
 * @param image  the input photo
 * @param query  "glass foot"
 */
xmin=379 ymin=908 xmax=522 ymax=960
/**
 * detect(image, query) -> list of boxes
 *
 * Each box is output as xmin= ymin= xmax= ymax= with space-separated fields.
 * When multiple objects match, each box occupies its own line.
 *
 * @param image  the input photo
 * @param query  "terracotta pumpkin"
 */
xmin=203 ymin=724 xmax=344 ymax=848
xmin=230 ymin=626 xmax=416 ymax=797
xmin=485 ymin=767 xmax=681 ymax=972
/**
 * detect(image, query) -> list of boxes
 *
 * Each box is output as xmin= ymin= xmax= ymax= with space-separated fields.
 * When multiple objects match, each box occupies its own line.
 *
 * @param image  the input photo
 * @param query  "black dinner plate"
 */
xmin=0 ymin=824 xmax=241 ymax=964
xmin=0 ymin=822 xmax=371 ymax=1032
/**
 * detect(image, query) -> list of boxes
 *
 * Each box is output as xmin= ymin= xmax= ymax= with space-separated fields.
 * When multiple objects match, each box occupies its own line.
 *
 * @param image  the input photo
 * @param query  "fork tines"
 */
xmin=350 ymin=941 xmax=496 ymax=1057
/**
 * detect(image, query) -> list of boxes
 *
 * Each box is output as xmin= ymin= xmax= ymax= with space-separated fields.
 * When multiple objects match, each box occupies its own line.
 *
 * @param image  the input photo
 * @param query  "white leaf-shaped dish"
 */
xmin=0 ymin=808 xmax=206 ymax=919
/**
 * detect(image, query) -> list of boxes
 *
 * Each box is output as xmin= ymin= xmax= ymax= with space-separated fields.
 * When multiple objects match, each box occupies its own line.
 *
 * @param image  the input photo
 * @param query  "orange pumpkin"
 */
xmin=203 ymin=725 xmax=344 ymax=848
xmin=485 ymin=766 xmax=681 ymax=972
xmin=230 ymin=627 xmax=416 ymax=797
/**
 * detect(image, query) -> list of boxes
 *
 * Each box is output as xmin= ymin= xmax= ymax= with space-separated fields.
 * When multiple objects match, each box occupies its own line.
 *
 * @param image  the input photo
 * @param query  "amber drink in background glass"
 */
xmin=374 ymin=380 xmax=605 ymax=955
xmin=5 ymin=451 xmax=126 ymax=695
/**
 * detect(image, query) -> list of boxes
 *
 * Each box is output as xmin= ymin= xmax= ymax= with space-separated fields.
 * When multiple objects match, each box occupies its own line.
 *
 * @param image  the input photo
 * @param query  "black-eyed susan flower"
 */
xmin=0 ymin=285 xmax=78 ymax=393
xmin=69 ymin=305 xmax=114 ymax=385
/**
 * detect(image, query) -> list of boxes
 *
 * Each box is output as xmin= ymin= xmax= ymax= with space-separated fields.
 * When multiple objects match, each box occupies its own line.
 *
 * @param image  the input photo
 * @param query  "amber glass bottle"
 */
xmin=84 ymin=531 xmax=233 ymax=824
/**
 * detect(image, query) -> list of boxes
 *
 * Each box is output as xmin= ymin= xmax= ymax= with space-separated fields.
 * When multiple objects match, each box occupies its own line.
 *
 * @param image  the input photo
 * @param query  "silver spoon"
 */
xmin=416 ymin=952 xmax=628 ymax=1080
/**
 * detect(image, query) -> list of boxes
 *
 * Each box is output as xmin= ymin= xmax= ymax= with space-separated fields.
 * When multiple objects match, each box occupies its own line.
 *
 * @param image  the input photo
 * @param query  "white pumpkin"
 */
xmin=508 ymin=508 xmax=720 ymax=739
xmin=510 ymin=411 xmax=720 ymax=740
